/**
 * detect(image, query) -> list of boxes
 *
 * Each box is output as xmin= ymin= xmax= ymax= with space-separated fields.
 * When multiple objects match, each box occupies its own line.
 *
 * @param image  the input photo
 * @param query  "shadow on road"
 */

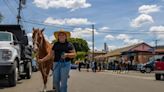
xmin=0 ymin=80 xmax=23 ymax=89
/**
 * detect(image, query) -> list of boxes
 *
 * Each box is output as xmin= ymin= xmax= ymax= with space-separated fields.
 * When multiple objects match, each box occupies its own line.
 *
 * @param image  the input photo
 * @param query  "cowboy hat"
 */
xmin=54 ymin=29 xmax=71 ymax=39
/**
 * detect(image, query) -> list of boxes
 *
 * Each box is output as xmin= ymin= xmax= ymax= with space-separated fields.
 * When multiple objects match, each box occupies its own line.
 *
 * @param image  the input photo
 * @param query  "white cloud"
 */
xmin=89 ymin=46 xmax=101 ymax=52
xmin=44 ymin=17 xmax=92 ymax=26
xmin=48 ymin=35 xmax=55 ymax=42
xmin=116 ymin=34 xmax=130 ymax=40
xmin=87 ymin=41 xmax=92 ymax=46
xmin=27 ymin=33 xmax=33 ymax=45
xmin=150 ymin=26 xmax=164 ymax=39
xmin=99 ymin=27 xmax=110 ymax=32
xmin=27 ymin=32 xmax=32 ymax=37
xmin=71 ymin=28 xmax=99 ymax=38
xmin=33 ymin=0 xmax=91 ymax=11
xmin=108 ymin=45 xmax=117 ymax=51
xmin=44 ymin=17 xmax=65 ymax=25
xmin=138 ymin=5 xmax=160 ymax=14
xmin=105 ymin=34 xmax=115 ymax=40
xmin=116 ymin=34 xmax=143 ymax=45
xmin=44 ymin=34 xmax=55 ymax=43
xmin=124 ymin=39 xmax=143 ymax=45
xmin=66 ymin=18 xmax=92 ymax=25
xmin=130 ymin=14 xmax=154 ymax=27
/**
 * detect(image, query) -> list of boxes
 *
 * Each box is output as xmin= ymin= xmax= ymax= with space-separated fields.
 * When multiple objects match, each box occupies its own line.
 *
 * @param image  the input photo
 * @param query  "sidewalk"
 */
xmin=74 ymin=68 xmax=154 ymax=78
xmin=99 ymin=70 xmax=155 ymax=80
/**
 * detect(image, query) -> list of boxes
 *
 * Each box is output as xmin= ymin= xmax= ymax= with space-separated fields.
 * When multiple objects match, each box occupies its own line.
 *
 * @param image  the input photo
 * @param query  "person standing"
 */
xmin=78 ymin=62 xmax=82 ymax=72
xmin=91 ymin=61 xmax=95 ymax=72
xmin=86 ymin=61 xmax=90 ymax=72
xmin=38 ymin=29 xmax=76 ymax=92
xmin=94 ymin=61 xmax=97 ymax=72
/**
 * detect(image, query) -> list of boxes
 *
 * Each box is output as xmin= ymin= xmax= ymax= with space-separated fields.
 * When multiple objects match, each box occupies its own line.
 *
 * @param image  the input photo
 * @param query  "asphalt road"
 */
xmin=0 ymin=70 xmax=164 ymax=92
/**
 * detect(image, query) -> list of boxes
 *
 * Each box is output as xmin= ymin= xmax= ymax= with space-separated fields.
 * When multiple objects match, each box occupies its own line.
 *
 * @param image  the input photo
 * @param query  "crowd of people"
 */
xmin=77 ymin=60 xmax=107 ymax=72
xmin=77 ymin=59 xmax=137 ymax=73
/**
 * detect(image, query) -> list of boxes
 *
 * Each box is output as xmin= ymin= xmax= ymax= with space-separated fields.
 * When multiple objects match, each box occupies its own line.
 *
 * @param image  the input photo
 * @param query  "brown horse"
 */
xmin=32 ymin=28 xmax=53 ymax=92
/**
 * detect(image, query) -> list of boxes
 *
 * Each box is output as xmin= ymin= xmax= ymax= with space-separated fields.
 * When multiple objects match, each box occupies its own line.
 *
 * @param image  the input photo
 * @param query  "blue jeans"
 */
xmin=53 ymin=61 xmax=71 ymax=92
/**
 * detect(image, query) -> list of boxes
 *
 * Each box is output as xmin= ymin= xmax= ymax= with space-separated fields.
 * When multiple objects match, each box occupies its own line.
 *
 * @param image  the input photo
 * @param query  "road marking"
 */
xmin=100 ymin=71 xmax=154 ymax=80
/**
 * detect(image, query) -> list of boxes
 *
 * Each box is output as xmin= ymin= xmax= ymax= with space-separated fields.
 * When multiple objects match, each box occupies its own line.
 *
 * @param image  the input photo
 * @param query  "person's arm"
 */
xmin=38 ymin=50 xmax=54 ymax=63
xmin=64 ymin=42 xmax=76 ymax=59
xmin=65 ymin=49 xmax=76 ymax=59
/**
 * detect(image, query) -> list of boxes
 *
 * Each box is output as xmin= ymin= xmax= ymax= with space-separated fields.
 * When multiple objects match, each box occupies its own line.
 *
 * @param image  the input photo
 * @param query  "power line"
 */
xmin=95 ymin=29 xmax=164 ymax=34
xmin=22 ymin=20 xmax=74 ymax=30
xmin=3 ymin=0 xmax=17 ymax=16
xmin=6 ymin=0 xmax=18 ymax=14
xmin=22 ymin=18 xmax=164 ymax=34
xmin=14 ymin=0 xmax=19 ymax=5
xmin=22 ymin=19 xmax=92 ymax=30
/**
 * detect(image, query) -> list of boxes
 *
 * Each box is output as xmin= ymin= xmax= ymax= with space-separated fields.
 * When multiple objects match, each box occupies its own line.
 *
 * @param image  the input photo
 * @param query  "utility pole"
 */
xmin=92 ymin=24 xmax=94 ymax=62
xmin=17 ymin=0 xmax=22 ymax=24
xmin=17 ymin=0 xmax=26 ymax=24
xmin=153 ymin=39 xmax=159 ymax=55
xmin=155 ymin=39 xmax=158 ymax=49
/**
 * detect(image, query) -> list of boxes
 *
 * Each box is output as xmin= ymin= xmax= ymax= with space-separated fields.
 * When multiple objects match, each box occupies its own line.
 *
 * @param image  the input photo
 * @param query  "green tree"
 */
xmin=68 ymin=38 xmax=89 ymax=52
xmin=75 ymin=52 xmax=87 ymax=60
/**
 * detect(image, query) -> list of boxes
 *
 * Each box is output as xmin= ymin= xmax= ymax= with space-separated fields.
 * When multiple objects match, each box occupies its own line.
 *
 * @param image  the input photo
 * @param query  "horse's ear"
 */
xmin=33 ymin=27 xmax=35 ymax=30
xmin=41 ymin=28 xmax=45 ymax=33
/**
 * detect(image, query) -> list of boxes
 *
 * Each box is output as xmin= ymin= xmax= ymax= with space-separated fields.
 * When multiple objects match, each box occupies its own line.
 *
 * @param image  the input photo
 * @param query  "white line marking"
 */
xmin=100 ymin=71 xmax=154 ymax=80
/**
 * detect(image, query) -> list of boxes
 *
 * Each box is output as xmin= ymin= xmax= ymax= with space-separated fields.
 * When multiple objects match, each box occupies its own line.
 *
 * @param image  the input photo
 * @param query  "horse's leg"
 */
xmin=46 ymin=62 xmax=56 ymax=90
xmin=39 ymin=64 xmax=47 ymax=92
xmin=43 ymin=62 xmax=53 ymax=92
xmin=43 ymin=67 xmax=48 ymax=92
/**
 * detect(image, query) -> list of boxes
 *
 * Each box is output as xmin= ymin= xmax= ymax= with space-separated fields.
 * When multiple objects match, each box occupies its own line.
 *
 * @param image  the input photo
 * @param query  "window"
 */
xmin=0 ymin=32 xmax=11 ymax=41
xmin=13 ymin=35 xmax=18 ymax=41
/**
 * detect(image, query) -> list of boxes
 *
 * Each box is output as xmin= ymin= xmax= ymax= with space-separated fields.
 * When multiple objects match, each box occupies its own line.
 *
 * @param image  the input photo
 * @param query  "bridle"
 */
xmin=32 ymin=30 xmax=44 ymax=53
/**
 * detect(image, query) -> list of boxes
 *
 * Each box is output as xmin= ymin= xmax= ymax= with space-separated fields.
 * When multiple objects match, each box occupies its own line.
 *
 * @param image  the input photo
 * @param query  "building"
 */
xmin=105 ymin=43 xmax=154 ymax=64
xmin=87 ymin=51 xmax=107 ymax=62
xmin=155 ymin=45 xmax=164 ymax=54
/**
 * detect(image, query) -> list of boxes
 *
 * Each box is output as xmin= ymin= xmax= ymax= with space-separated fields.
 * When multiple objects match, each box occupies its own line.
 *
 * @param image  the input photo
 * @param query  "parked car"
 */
xmin=140 ymin=60 xmax=155 ymax=73
xmin=140 ymin=55 xmax=163 ymax=73
xmin=71 ymin=64 xmax=78 ymax=69
xmin=136 ymin=63 xmax=144 ymax=71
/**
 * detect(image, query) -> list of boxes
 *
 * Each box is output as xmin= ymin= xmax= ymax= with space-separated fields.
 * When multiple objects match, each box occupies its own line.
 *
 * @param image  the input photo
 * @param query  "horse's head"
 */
xmin=32 ymin=28 xmax=45 ymax=53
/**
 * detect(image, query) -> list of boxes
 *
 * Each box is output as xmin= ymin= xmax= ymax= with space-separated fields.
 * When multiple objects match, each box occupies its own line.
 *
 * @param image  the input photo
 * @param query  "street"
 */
xmin=0 ymin=70 xmax=164 ymax=92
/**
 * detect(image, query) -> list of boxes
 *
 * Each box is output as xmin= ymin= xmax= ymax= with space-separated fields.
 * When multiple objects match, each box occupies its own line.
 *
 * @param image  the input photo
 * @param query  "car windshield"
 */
xmin=0 ymin=32 xmax=11 ymax=41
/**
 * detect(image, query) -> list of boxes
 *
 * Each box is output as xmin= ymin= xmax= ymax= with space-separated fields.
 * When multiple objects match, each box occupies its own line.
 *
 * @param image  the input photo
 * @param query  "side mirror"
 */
xmin=13 ymin=41 xmax=18 ymax=45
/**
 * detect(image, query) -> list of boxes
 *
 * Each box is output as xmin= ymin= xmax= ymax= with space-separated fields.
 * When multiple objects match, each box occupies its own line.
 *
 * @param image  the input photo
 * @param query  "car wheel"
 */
xmin=26 ymin=62 xmax=32 ymax=79
xmin=145 ymin=67 xmax=151 ymax=73
xmin=140 ymin=70 xmax=145 ymax=73
xmin=155 ymin=73 xmax=161 ymax=80
xmin=8 ymin=62 xmax=18 ymax=87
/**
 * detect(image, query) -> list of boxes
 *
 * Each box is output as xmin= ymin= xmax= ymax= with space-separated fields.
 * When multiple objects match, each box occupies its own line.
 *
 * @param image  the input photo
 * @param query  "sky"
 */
xmin=0 ymin=0 xmax=164 ymax=51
